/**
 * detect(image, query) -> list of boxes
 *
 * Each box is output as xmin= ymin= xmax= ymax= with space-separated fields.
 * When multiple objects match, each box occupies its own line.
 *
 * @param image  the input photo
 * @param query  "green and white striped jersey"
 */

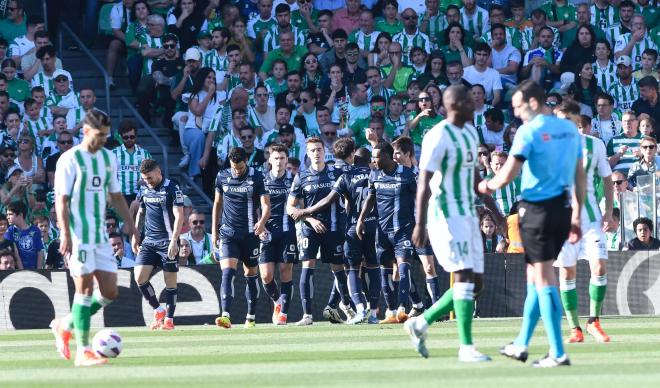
xmin=605 ymin=24 xmax=629 ymax=48
xmin=607 ymin=80 xmax=639 ymax=111
xmin=614 ymin=33 xmax=658 ymax=71
xmin=480 ymin=26 xmax=522 ymax=49
xmin=204 ymin=49 xmax=228 ymax=74
xmin=385 ymin=114 xmax=406 ymax=139
xmin=138 ymin=34 xmax=164 ymax=75
xmin=367 ymin=86 xmax=395 ymax=107
xmin=460 ymin=6 xmax=489 ymax=37
xmin=31 ymin=71 xmax=71 ymax=98
xmin=606 ymin=132 xmax=642 ymax=174
xmin=392 ymin=30 xmax=432 ymax=65
xmin=246 ymin=15 xmax=276 ymax=40
xmin=582 ymin=135 xmax=612 ymax=222
xmin=349 ymin=29 xmax=380 ymax=52
xmin=54 ymin=145 xmax=121 ymax=245
xmin=473 ymin=104 xmax=492 ymax=136
xmin=521 ymin=26 xmax=560 ymax=52
xmin=419 ymin=120 xmax=480 ymax=218
xmin=46 ymin=90 xmax=80 ymax=110
xmin=486 ymin=172 xmax=520 ymax=216
xmin=593 ymin=60 xmax=618 ymax=91
xmin=591 ymin=4 xmax=619 ymax=30
xmin=112 ymin=144 xmax=152 ymax=196
xmin=262 ymin=26 xmax=306 ymax=52
xmin=418 ymin=11 xmax=447 ymax=49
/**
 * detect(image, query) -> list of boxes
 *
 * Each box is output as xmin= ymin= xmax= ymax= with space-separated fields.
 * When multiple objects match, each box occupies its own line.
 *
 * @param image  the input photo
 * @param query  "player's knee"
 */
xmin=245 ymin=266 xmax=258 ymax=276
xmin=261 ymin=272 xmax=274 ymax=283
xmin=102 ymin=287 xmax=119 ymax=301
xmin=422 ymin=261 xmax=436 ymax=276
xmin=592 ymin=260 xmax=607 ymax=276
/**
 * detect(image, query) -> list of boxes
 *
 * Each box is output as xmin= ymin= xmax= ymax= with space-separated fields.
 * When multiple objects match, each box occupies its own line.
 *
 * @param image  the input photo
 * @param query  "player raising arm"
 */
xmin=50 ymin=109 xmax=139 ymax=366
xmin=213 ymin=147 xmax=271 ymax=329
xmin=133 ymin=159 xmax=185 ymax=331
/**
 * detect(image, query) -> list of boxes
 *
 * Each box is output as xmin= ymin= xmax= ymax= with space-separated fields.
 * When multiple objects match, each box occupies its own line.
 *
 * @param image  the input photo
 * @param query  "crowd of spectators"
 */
xmin=5 ymin=0 xmax=660 ymax=270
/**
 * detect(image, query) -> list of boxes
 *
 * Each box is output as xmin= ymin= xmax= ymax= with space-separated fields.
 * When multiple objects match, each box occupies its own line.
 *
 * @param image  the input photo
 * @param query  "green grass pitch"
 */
xmin=2 ymin=317 xmax=659 ymax=387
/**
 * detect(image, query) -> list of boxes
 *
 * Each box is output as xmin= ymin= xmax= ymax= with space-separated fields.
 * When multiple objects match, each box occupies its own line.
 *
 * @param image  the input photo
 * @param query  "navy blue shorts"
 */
xmin=344 ymin=225 xmax=378 ymax=268
xmin=415 ymin=243 xmax=435 ymax=257
xmin=376 ymin=226 xmax=414 ymax=266
xmin=136 ymin=240 xmax=178 ymax=272
xmin=299 ymin=227 xmax=344 ymax=265
xmin=219 ymin=230 xmax=260 ymax=268
xmin=260 ymin=231 xmax=298 ymax=264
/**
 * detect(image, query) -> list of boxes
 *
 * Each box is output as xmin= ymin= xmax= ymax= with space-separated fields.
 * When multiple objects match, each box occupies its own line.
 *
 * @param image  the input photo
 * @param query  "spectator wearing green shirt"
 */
xmin=375 ymin=0 xmax=403 ymax=36
xmin=562 ymin=4 xmax=606 ymax=50
xmin=541 ymin=0 xmax=577 ymax=33
xmin=259 ymin=31 xmax=308 ymax=81
xmin=439 ymin=22 xmax=474 ymax=68
xmin=350 ymin=96 xmax=397 ymax=147
xmin=405 ymin=90 xmax=443 ymax=156
xmin=0 ymin=0 xmax=27 ymax=43
xmin=1 ymin=59 xmax=29 ymax=103
xmin=381 ymin=42 xmax=415 ymax=94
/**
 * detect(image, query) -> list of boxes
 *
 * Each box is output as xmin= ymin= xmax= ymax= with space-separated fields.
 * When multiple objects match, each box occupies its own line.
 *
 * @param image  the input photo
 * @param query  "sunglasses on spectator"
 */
xmin=418 ymin=97 xmax=431 ymax=102
xmin=298 ymin=0 xmax=309 ymax=3
xmin=613 ymin=180 xmax=625 ymax=185
xmin=7 ymin=6 xmax=19 ymax=11
xmin=388 ymin=51 xmax=401 ymax=55
xmin=302 ymin=98 xmax=310 ymax=103
xmin=55 ymin=77 xmax=68 ymax=82
xmin=641 ymin=144 xmax=657 ymax=149
xmin=2 ymin=153 xmax=14 ymax=158
xmin=164 ymin=44 xmax=176 ymax=49
xmin=256 ymin=93 xmax=268 ymax=97
xmin=346 ymin=51 xmax=359 ymax=56
xmin=122 ymin=135 xmax=136 ymax=140
xmin=192 ymin=220 xmax=205 ymax=225
xmin=19 ymin=139 xmax=31 ymax=144
xmin=372 ymin=105 xmax=385 ymax=111
xmin=106 ymin=222 xmax=116 ymax=228
xmin=403 ymin=15 xmax=417 ymax=20
xmin=305 ymin=59 xmax=317 ymax=64
xmin=241 ymin=135 xmax=253 ymax=140
xmin=58 ymin=140 xmax=73 ymax=145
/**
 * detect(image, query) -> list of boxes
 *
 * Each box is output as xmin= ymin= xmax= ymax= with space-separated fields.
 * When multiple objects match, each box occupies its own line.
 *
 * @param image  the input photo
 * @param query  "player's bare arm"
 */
xmin=413 ymin=169 xmax=432 ymax=247
xmin=168 ymin=206 xmax=186 ymax=259
xmin=292 ymin=191 xmax=340 ymax=220
xmin=254 ymin=194 xmax=271 ymax=236
xmin=356 ymin=192 xmax=376 ymax=240
xmin=473 ymin=168 xmax=506 ymax=229
xmin=287 ymin=195 xmax=325 ymax=233
xmin=570 ymin=160 xmax=586 ymax=243
xmin=212 ymin=190 xmax=223 ymax=250
xmin=601 ymin=175 xmax=616 ymax=233
xmin=56 ymin=194 xmax=72 ymax=257
xmin=478 ymin=156 xmax=523 ymax=194
xmin=133 ymin=207 xmax=145 ymax=254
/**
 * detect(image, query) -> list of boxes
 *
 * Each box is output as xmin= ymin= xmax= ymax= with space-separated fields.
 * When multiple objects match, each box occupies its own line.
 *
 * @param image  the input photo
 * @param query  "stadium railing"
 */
xmin=57 ymin=22 xmax=112 ymax=115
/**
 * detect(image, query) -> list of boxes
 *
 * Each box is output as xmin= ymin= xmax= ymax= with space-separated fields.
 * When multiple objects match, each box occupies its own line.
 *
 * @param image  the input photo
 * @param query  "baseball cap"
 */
xmin=52 ymin=69 xmax=71 ymax=81
xmin=6 ymin=164 xmax=23 ymax=179
xmin=0 ymin=138 xmax=17 ymax=153
xmin=184 ymin=47 xmax=201 ymax=61
xmin=616 ymin=55 xmax=632 ymax=67
xmin=197 ymin=30 xmax=211 ymax=39
xmin=278 ymin=124 xmax=294 ymax=134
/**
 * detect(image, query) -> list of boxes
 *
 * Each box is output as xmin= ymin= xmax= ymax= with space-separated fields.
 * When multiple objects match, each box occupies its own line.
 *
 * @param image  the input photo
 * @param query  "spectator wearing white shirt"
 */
xmin=463 ymin=42 xmax=503 ymax=106
xmin=181 ymin=210 xmax=214 ymax=265
xmin=489 ymin=23 xmax=521 ymax=90
xmin=481 ymin=108 xmax=506 ymax=150
xmin=592 ymin=92 xmax=622 ymax=145
xmin=31 ymin=46 xmax=71 ymax=98
xmin=21 ymin=31 xmax=62 ymax=82
xmin=8 ymin=15 xmax=44 ymax=74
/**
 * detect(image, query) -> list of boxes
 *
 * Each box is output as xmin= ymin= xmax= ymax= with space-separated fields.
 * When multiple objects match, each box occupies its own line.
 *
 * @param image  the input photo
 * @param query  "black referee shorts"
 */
xmin=518 ymin=194 xmax=572 ymax=264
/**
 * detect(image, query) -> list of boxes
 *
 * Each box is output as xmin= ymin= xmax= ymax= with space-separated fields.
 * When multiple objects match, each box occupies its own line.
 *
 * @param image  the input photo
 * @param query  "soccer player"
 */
xmin=213 ymin=147 xmax=271 ymax=329
xmin=292 ymin=147 xmax=381 ymax=324
xmin=403 ymin=85 xmax=491 ymax=363
xmin=133 ymin=159 xmax=185 ymax=331
xmin=554 ymin=102 xmax=615 ymax=343
xmin=260 ymin=144 xmax=297 ymax=325
xmin=50 ymin=109 xmax=139 ymax=366
xmin=357 ymin=142 xmax=416 ymax=324
xmin=286 ymin=137 xmax=349 ymax=326
xmin=480 ymin=80 xmax=585 ymax=367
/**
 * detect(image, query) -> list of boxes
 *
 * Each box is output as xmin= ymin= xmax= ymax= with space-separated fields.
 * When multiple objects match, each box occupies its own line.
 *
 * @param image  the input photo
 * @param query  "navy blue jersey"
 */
xmin=368 ymin=165 xmax=417 ymax=232
xmin=264 ymin=170 xmax=295 ymax=234
xmin=138 ymin=178 xmax=184 ymax=243
xmin=333 ymin=165 xmax=377 ymax=229
xmin=216 ymin=167 xmax=268 ymax=235
xmin=289 ymin=164 xmax=341 ymax=232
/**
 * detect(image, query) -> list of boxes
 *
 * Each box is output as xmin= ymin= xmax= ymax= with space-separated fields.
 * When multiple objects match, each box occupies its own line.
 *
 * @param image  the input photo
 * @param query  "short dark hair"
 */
xmin=27 ymin=15 xmax=44 ymax=27
xmin=228 ymin=147 xmax=248 ymax=163
xmin=346 ymin=42 xmax=359 ymax=52
xmin=594 ymin=92 xmax=614 ymax=104
xmin=620 ymin=0 xmax=635 ymax=10
xmin=354 ymin=147 xmax=371 ymax=166
xmin=36 ymin=45 xmax=56 ymax=59
xmin=333 ymin=138 xmax=355 ymax=160
xmin=374 ymin=141 xmax=393 ymax=160
xmin=639 ymin=75 xmax=659 ymax=90
xmin=119 ymin=119 xmax=138 ymax=135
xmin=633 ymin=217 xmax=654 ymax=233
xmin=391 ymin=136 xmax=414 ymax=156
xmin=490 ymin=23 xmax=506 ymax=35
xmin=239 ymin=125 xmax=255 ymax=134
xmin=514 ymin=79 xmax=546 ymax=106
xmin=484 ymin=108 xmax=504 ymax=124
xmin=269 ymin=143 xmax=289 ymax=155
xmin=371 ymin=95 xmax=386 ymax=105
xmin=287 ymin=157 xmax=301 ymax=168
xmin=34 ymin=30 xmax=49 ymax=40
xmin=6 ymin=201 xmax=27 ymax=218
xmin=643 ymin=48 xmax=658 ymax=60
xmin=139 ymin=159 xmax=160 ymax=173
xmin=227 ymin=43 xmax=241 ymax=54
xmin=275 ymin=3 xmax=290 ymax=14
xmin=474 ymin=41 xmax=491 ymax=54
xmin=331 ymin=28 xmax=348 ymax=40
xmin=108 ymin=231 xmax=123 ymax=240
xmin=82 ymin=108 xmax=111 ymax=129
xmin=318 ymin=9 xmax=333 ymax=18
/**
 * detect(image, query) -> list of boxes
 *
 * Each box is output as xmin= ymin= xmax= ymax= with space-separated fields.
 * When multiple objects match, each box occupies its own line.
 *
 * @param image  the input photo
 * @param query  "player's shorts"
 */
xmin=415 ymin=242 xmax=435 ymax=257
xmin=260 ymin=231 xmax=298 ymax=264
xmin=219 ymin=229 xmax=260 ymax=268
xmin=68 ymin=243 xmax=117 ymax=277
xmin=135 ymin=240 xmax=179 ymax=272
xmin=344 ymin=224 xmax=378 ymax=268
xmin=555 ymin=220 xmax=608 ymax=267
xmin=427 ymin=214 xmax=484 ymax=274
xmin=299 ymin=227 xmax=344 ymax=265
xmin=376 ymin=226 xmax=414 ymax=266
xmin=519 ymin=194 xmax=572 ymax=264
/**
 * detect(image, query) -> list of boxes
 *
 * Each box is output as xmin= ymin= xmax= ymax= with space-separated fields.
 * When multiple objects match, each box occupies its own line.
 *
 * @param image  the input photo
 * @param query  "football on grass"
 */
xmin=92 ymin=329 xmax=123 ymax=358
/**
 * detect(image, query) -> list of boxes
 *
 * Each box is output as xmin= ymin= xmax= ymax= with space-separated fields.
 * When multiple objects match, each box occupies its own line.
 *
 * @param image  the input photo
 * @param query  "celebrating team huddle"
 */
xmin=48 ymin=83 xmax=608 ymax=369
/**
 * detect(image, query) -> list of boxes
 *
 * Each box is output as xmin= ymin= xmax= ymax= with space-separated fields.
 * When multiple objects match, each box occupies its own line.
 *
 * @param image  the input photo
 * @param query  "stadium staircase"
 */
xmin=58 ymin=27 xmax=212 ymax=215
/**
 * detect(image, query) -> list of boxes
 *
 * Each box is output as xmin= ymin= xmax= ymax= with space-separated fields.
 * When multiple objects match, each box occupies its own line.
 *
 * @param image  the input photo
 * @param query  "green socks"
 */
xmin=72 ymin=294 xmax=92 ymax=349
xmin=67 ymin=290 xmax=113 ymax=331
xmin=453 ymin=282 xmax=474 ymax=346
xmin=560 ymin=279 xmax=580 ymax=329
xmin=423 ymin=288 xmax=454 ymax=325
xmin=589 ymin=275 xmax=607 ymax=318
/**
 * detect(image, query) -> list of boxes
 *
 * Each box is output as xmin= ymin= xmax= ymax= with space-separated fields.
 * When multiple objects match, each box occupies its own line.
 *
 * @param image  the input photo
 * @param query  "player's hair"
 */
xmin=333 ymin=138 xmax=355 ymax=160
xmin=306 ymin=136 xmax=323 ymax=146
xmin=269 ymin=143 xmax=288 ymax=155
xmin=391 ymin=136 xmax=414 ymax=156
xmin=82 ymin=108 xmax=111 ymax=129
xmin=578 ymin=114 xmax=592 ymax=129
xmin=6 ymin=201 xmax=27 ymax=218
xmin=633 ymin=217 xmax=654 ymax=233
xmin=119 ymin=119 xmax=138 ymax=135
xmin=228 ymin=147 xmax=248 ymax=163
xmin=139 ymin=159 xmax=160 ymax=174
xmin=374 ymin=141 xmax=394 ymax=160
xmin=514 ymin=79 xmax=546 ymax=106
xmin=354 ymin=147 xmax=371 ymax=166
xmin=287 ymin=157 xmax=301 ymax=168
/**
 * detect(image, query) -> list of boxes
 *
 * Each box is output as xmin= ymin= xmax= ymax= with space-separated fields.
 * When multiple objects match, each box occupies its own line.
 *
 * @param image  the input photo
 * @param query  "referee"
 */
xmin=478 ymin=80 xmax=586 ymax=368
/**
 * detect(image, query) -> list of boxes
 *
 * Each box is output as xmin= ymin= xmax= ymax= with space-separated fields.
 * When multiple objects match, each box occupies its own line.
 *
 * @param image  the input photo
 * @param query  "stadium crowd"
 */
xmin=1 ymin=0 xmax=660 ymax=276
